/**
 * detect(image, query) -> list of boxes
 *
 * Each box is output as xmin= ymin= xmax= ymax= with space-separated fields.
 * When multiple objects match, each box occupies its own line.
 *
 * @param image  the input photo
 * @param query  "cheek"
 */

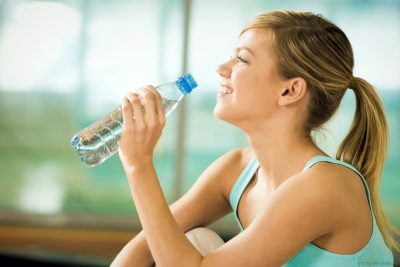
xmin=231 ymin=71 xmax=249 ymax=95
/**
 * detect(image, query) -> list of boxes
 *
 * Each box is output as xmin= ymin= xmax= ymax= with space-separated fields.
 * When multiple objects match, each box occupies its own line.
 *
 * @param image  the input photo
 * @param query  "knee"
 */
xmin=185 ymin=227 xmax=225 ymax=256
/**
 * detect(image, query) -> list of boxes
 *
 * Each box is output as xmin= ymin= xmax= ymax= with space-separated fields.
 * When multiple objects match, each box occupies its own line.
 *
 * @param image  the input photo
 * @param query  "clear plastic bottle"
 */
xmin=70 ymin=73 xmax=198 ymax=167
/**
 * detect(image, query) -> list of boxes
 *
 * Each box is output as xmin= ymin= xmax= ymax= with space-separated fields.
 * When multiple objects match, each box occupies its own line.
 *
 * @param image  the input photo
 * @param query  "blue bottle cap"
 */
xmin=177 ymin=73 xmax=198 ymax=94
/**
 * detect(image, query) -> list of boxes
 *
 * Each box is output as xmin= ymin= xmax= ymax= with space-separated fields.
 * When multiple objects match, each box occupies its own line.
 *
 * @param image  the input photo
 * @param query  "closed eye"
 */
xmin=237 ymin=55 xmax=247 ymax=63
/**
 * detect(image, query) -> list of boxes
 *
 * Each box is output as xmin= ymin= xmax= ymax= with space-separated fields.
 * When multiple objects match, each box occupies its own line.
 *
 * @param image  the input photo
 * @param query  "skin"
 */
xmin=112 ymin=28 xmax=373 ymax=267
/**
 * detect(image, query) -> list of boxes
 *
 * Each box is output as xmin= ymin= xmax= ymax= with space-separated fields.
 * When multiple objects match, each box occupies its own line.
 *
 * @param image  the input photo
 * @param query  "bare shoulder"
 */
xmin=276 ymin=160 xmax=370 ymax=234
xmin=169 ymin=147 xmax=255 ymax=230
xmin=214 ymin=147 xmax=254 ymax=170
xmin=296 ymin=161 xmax=367 ymax=200
xmin=205 ymin=147 xmax=254 ymax=198
xmin=181 ymin=147 xmax=254 ymax=205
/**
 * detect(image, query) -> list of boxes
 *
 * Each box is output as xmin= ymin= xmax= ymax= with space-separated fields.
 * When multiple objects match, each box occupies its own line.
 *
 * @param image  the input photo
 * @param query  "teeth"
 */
xmin=220 ymin=87 xmax=233 ymax=94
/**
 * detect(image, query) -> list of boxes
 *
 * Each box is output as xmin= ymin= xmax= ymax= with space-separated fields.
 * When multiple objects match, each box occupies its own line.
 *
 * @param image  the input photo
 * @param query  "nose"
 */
xmin=216 ymin=58 xmax=232 ymax=78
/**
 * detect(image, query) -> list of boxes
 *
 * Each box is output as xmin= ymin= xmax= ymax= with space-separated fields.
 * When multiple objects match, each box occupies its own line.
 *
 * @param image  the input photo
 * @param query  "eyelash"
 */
xmin=236 ymin=55 xmax=247 ymax=63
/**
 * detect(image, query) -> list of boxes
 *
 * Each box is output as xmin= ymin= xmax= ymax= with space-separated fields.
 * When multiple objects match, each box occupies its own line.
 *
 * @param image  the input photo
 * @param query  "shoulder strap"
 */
xmin=229 ymin=157 xmax=259 ymax=231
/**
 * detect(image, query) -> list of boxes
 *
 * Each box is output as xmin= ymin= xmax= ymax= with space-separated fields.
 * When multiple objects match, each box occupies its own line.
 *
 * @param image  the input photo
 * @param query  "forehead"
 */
xmin=235 ymin=28 xmax=274 ymax=55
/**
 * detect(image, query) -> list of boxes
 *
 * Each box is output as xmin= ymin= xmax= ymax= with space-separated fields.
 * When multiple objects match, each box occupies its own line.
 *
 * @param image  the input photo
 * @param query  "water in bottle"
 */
xmin=70 ymin=73 xmax=198 ymax=167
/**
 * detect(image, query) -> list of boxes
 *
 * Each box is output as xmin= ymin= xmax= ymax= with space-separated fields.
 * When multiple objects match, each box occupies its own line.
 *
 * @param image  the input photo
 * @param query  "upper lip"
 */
xmin=220 ymin=83 xmax=233 ymax=90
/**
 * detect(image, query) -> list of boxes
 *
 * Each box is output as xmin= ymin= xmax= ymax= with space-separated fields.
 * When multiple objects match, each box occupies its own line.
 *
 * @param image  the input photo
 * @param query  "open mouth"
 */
xmin=219 ymin=86 xmax=233 ymax=95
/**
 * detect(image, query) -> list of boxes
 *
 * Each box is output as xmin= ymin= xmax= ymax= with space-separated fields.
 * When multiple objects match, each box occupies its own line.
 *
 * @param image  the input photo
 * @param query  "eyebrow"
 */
xmin=234 ymin=46 xmax=256 ymax=56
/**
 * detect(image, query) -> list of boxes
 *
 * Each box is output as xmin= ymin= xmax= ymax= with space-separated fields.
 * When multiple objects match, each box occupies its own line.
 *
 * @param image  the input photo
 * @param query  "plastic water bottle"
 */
xmin=70 ymin=73 xmax=198 ymax=167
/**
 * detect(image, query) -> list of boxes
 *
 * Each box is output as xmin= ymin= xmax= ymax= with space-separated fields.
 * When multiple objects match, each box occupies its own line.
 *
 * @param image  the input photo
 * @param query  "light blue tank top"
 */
xmin=229 ymin=156 xmax=394 ymax=266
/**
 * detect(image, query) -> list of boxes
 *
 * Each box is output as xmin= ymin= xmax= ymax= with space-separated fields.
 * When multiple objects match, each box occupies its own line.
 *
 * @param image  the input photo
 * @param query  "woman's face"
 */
xmin=214 ymin=28 xmax=286 ymax=129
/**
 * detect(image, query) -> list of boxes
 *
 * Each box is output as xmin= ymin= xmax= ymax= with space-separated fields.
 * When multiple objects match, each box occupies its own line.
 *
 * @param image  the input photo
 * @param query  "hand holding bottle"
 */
xmin=70 ymin=73 xmax=197 ymax=167
xmin=119 ymin=86 xmax=166 ymax=169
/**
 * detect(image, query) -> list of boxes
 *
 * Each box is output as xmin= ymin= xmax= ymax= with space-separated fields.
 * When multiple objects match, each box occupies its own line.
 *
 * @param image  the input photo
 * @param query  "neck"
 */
xmin=245 ymin=123 xmax=324 ymax=190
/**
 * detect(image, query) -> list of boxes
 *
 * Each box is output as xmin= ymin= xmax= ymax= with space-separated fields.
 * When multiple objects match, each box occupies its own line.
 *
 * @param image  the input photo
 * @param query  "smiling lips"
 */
xmin=219 ymin=84 xmax=234 ymax=95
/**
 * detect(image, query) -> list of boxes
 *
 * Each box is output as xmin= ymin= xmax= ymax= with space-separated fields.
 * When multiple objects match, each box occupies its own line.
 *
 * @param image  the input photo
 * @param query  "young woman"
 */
xmin=112 ymin=10 xmax=399 ymax=266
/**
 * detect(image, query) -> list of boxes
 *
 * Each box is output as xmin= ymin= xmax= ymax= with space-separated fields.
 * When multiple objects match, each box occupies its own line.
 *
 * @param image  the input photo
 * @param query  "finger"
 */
xmin=126 ymin=92 xmax=144 ymax=122
xmin=121 ymin=96 xmax=134 ymax=127
xmin=144 ymin=86 xmax=165 ymax=127
xmin=140 ymin=85 xmax=164 ymax=117
xmin=132 ymin=87 xmax=165 ymax=135
xmin=155 ymin=90 xmax=164 ymax=118
xmin=137 ymin=87 xmax=157 ymax=117
xmin=137 ymin=86 xmax=165 ymax=129
xmin=154 ymin=88 xmax=165 ymax=119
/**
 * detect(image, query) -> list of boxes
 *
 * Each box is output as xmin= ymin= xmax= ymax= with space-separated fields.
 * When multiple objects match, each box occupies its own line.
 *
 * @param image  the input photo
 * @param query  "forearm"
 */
xmin=125 ymin=164 xmax=203 ymax=267
xmin=111 ymin=231 xmax=154 ymax=267
xmin=117 ymin=87 xmax=203 ymax=266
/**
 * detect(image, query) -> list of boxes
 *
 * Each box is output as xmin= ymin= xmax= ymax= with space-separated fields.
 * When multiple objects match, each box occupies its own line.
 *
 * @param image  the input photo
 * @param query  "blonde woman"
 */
xmin=112 ymin=10 xmax=399 ymax=266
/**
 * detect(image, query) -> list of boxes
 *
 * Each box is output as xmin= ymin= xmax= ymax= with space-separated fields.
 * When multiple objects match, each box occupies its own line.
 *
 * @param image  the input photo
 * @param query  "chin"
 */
xmin=214 ymin=105 xmax=235 ymax=125
xmin=213 ymin=104 xmax=224 ymax=120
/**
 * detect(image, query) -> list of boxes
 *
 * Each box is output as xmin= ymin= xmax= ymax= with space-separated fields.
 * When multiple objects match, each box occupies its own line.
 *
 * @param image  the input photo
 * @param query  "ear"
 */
xmin=278 ymin=78 xmax=307 ymax=106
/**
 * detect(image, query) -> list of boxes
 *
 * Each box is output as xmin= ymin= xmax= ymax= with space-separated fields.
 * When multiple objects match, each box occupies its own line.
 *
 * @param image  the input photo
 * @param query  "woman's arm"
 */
xmin=125 ymin=163 xmax=204 ymax=266
xmin=117 ymin=86 xmax=201 ymax=265
xmin=111 ymin=231 xmax=153 ymax=267
xmin=111 ymin=146 xmax=244 ymax=266
xmin=112 ymin=86 xmax=250 ymax=266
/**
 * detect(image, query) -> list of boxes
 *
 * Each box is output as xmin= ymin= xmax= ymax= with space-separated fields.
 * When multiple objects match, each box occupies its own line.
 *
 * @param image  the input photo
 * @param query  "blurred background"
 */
xmin=0 ymin=0 xmax=399 ymax=266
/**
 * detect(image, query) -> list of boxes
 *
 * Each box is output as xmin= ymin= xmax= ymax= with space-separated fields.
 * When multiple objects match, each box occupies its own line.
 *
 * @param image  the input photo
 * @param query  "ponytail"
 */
xmin=337 ymin=77 xmax=400 ymax=253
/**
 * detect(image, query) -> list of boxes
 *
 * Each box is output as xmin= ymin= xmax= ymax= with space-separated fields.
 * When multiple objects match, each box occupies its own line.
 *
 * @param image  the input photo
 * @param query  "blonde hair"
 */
xmin=242 ymin=10 xmax=399 ymax=253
